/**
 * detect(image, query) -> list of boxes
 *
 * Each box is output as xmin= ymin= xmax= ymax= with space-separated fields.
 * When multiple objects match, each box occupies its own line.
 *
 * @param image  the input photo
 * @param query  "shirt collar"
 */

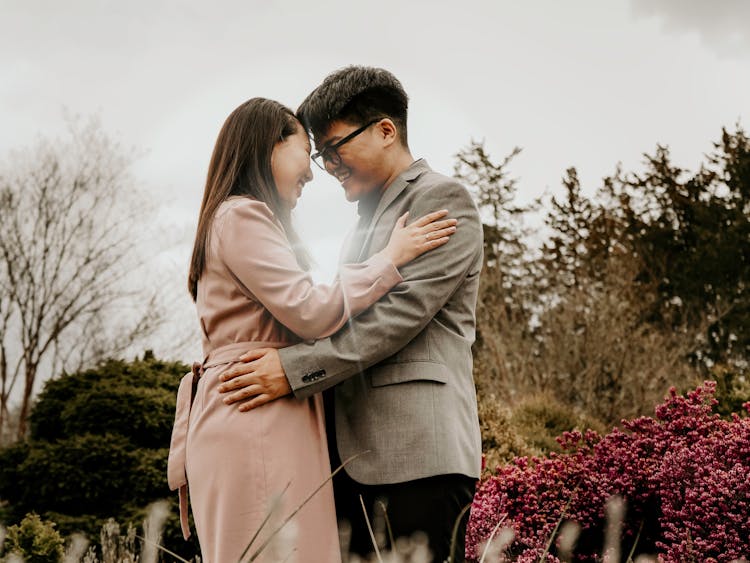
xmin=356 ymin=159 xmax=430 ymax=218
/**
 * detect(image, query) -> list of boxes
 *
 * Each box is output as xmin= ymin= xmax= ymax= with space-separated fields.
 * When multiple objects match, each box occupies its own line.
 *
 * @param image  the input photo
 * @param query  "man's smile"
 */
xmin=334 ymin=169 xmax=352 ymax=184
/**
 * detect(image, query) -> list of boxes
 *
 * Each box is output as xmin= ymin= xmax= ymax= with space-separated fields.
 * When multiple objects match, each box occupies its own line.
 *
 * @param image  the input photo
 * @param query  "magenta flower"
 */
xmin=467 ymin=382 xmax=750 ymax=562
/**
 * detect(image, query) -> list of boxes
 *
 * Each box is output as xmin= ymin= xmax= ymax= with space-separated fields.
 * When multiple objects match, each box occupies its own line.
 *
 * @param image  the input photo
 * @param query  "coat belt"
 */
xmin=166 ymin=340 xmax=288 ymax=540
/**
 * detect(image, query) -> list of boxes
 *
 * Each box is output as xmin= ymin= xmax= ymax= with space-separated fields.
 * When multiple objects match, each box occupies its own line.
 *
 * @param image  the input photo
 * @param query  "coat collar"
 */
xmin=356 ymin=159 xmax=431 ymax=261
xmin=369 ymin=158 xmax=430 ymax=226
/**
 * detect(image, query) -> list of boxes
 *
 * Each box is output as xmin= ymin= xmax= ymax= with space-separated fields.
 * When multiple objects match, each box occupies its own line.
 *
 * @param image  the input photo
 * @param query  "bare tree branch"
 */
xmin=0 ymin=116 xmax=165 ymax=440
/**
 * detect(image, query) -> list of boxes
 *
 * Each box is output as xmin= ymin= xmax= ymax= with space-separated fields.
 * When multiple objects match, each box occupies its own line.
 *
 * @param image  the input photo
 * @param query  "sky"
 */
xmin=1 ymin=0 xmax=748 ymax=360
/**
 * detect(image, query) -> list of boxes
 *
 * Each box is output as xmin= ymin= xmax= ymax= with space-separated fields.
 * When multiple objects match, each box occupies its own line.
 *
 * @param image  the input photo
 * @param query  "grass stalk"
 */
xmin=447 ymin=503 xmax=473 ymax=563
xmin=246 ymin=452 xmax=366 ymax=562
xmin=134 ymin=535 xmax=190 ymax=563
xmin=603 ymin=496 xmax=625 ymax=562
xmin=237 ymin=481 xmax=291 ymax=562
xmin=625 ymin=519 xmax=644 ymax=563
xmin=537 ymin=493 xmax=575 ymax=563
xmin=360 ymin=494 xmax=384 ymax=563
xmin=478 ymin=514 xmax=507 ymax=563
xmin=377 ymin=500 xmax=396 ymax=549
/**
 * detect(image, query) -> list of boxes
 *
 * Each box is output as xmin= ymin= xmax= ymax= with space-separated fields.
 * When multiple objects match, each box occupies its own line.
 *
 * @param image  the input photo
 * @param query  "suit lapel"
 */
xmin=356 ymin=159 xmax=430 ymax=261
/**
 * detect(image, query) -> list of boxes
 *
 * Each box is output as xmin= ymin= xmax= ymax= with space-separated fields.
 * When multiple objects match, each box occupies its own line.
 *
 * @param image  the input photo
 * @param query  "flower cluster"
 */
xmin=466 ymin=382 xmax=750 ymax=562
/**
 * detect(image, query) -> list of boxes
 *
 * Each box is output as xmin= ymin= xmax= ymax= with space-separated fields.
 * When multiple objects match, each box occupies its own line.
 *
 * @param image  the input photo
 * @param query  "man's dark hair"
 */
xmin=297 ymin=66 xmax=409 ymax=146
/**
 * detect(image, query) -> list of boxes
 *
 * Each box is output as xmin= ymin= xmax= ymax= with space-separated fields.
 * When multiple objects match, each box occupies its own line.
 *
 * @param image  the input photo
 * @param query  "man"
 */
xmin=219 ymin=66 xmax=483 ymax=562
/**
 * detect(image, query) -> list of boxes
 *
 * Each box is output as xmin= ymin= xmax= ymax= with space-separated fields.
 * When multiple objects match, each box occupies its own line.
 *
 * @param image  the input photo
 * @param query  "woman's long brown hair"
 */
xmin=188 ymin=98 xmax=311 ymax=300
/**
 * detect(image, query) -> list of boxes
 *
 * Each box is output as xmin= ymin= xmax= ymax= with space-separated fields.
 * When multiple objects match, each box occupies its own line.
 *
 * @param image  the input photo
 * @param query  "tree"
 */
xmin=453 ymin=141 xmax=537 ymax=392
xmin=600 ymin=126 xmax=750 ymax=366
xmin=541 ymin=167 xmax=625 ymax=291
xmin=455 ymin=129 xmax=749 ymax=422
xmin=0 ymin=118 xmax=164 ymax=440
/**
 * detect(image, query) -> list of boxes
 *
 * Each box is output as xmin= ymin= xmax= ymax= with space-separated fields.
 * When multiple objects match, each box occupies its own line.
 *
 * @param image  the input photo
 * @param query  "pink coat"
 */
xmin=168 ymin=197 xmax=401 ymax=563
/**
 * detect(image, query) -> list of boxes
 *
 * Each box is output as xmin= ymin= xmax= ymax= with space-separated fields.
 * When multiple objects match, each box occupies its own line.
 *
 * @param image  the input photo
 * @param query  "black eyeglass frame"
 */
xmin=311 ymin=119 xmax=381 ymax=171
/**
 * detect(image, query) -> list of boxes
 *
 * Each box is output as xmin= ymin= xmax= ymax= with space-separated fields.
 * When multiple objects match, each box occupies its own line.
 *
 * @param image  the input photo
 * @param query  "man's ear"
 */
xmin=377 ymin=118 xmax=399 ymax=148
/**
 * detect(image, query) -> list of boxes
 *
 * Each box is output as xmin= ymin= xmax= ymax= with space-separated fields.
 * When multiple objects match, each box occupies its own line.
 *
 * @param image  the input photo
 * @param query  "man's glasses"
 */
xmin=311 ymin=119 xmax=381 ymax=171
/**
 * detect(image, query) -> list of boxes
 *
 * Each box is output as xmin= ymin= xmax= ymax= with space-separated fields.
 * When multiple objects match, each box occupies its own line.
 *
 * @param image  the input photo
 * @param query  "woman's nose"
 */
xmin=303 ymin=165 xmax=313 ymax=183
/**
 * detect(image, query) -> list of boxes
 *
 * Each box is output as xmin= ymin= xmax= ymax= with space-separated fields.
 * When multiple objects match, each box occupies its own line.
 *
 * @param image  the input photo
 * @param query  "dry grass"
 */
xmin=474 ymin=255 xmax=702 ymax=425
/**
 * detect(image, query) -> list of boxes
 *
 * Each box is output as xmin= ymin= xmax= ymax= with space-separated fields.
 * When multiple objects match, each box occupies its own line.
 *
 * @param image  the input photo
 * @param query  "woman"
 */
xmin=167 ymin=98 xmax=457 ymax=563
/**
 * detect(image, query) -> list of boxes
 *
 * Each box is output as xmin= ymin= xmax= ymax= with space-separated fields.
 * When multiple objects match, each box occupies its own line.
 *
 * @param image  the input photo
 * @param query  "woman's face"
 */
xmin=271 ymin=124 xmax=313 ymax=209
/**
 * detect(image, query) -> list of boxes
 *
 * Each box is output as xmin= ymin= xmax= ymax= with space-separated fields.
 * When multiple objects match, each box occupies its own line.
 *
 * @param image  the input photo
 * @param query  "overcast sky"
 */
xmin=1 ymin=0 xmax=748 ymax=359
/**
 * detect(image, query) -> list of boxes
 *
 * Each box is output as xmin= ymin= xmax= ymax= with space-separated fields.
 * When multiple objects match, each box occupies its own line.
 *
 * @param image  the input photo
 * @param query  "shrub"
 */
xmin=466 ymin=382 xmax=750 ymax=562
xmin=3 ymin=512 xmax=64 ymax=563
xmin=712 ymin=364 xmax=750 ymax=418
xmin=509 ymin=393 xmax=607 ymax=455
xmin=0 ymin=355 xmax=199 ymax=560
xmin=478 ymin=393 xmax=607 ymax=476
xmin=478 ymin=393 xmax=608 ymax=481
xmin=473 ymin=252 xmax=702 ymax=426
xmin=478 ymin=394 xmax=541 ymax=473
xmin=30 ymin=357 xmax=180 ymax=448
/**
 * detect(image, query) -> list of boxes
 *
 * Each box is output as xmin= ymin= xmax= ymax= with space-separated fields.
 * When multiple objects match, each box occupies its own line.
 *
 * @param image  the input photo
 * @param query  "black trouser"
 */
xmin=325 ymin=388 xmax=476 ymax=562
xmin=333 ymin=468 xmax=476 ymax=562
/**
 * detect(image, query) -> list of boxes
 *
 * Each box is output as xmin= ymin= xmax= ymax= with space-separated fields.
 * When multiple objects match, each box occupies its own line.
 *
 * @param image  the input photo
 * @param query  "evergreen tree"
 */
xmin=602 ymin=126 xmax=750 ymax=365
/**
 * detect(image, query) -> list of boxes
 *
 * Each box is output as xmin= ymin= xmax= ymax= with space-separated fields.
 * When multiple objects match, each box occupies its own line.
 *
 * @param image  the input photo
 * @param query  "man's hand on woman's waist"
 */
xmin=217 ymin=348 xmax=291 ymax=411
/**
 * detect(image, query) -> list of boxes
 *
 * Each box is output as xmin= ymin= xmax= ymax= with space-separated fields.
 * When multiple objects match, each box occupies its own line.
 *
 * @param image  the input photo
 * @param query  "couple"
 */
xmin=168 ymin=66 xmax=483 ymax=563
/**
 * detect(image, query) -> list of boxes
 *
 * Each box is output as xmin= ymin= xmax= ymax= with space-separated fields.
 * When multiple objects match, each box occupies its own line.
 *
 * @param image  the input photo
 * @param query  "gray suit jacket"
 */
xmin=278 ymin=159 xmax=483 ymax=484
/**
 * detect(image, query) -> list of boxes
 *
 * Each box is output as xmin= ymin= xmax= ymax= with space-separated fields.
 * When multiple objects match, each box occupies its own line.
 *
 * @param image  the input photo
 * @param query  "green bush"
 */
xmin=0 ymin=355 xmax=199 ymax=560
xmin=3 ymin=512 xmax=64 ymax=563
xmin=509 ymin=392 xmax=607 ymax=453
xmin=478 ymin=393 xmax=540 ymax=474
xmin=9 ymin=433 xmax=142 ymax=515
xmin=30 ymin=358 xmax=181 ymax=448
xmin=711 ymin=365 xmax=750 ymax=417
xmin=478 ymin=392 xmax=608 ymax=475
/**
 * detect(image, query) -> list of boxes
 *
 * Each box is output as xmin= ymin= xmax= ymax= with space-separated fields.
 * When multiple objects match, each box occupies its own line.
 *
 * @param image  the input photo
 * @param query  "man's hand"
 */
xmin=217 ymin=348 xmax=291 ymax=412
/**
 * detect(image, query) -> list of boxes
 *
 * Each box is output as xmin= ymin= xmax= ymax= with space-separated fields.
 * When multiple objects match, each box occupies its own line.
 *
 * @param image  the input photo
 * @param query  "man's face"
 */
xmin=314 ymin=119 xmax=386 ymax=202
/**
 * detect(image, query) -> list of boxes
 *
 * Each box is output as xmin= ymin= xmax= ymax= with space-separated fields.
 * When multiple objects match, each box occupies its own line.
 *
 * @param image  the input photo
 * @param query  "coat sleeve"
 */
xmin=278 ymin=180 xmax=483 ymax=398
xmin=217 ymin=199 xmax=403 ymax=340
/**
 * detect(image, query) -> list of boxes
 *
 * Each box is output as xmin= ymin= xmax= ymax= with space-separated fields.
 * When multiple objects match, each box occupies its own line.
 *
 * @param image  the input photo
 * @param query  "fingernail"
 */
xmin=223 ymin=398 xmax=230 ymax=404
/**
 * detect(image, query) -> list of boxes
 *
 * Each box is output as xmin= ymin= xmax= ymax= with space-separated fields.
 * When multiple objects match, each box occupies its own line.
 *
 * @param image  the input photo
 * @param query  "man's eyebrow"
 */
xmin=315 ymin=135 xmax=339 ymax=151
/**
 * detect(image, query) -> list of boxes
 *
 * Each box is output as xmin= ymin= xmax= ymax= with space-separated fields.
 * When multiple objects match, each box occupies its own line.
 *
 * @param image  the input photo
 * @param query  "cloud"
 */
xmin=630 ymin=0 xmax=750 ymax=57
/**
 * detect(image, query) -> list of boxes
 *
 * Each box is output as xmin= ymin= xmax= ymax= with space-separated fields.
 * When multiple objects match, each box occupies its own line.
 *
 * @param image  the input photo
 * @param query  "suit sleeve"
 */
xmin=217 ymin=200 xmax=403 ymax=340
xmin=278 ymin=180 xmax=483 ymax=398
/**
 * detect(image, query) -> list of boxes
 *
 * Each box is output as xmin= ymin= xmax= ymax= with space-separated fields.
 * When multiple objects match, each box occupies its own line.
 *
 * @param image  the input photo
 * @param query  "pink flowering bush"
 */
xmin=466 ymin=382 xmax=750 ymax=562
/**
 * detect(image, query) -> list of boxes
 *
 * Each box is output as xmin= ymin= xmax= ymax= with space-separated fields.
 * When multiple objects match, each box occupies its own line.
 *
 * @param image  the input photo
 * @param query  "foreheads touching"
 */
xmin=296 ymin=66 xmax=410 ymax=149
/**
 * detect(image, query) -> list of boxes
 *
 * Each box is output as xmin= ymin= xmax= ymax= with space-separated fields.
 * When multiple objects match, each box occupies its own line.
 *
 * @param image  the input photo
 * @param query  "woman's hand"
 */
xmin=380 ymin=209 xmax=458 ymax=268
